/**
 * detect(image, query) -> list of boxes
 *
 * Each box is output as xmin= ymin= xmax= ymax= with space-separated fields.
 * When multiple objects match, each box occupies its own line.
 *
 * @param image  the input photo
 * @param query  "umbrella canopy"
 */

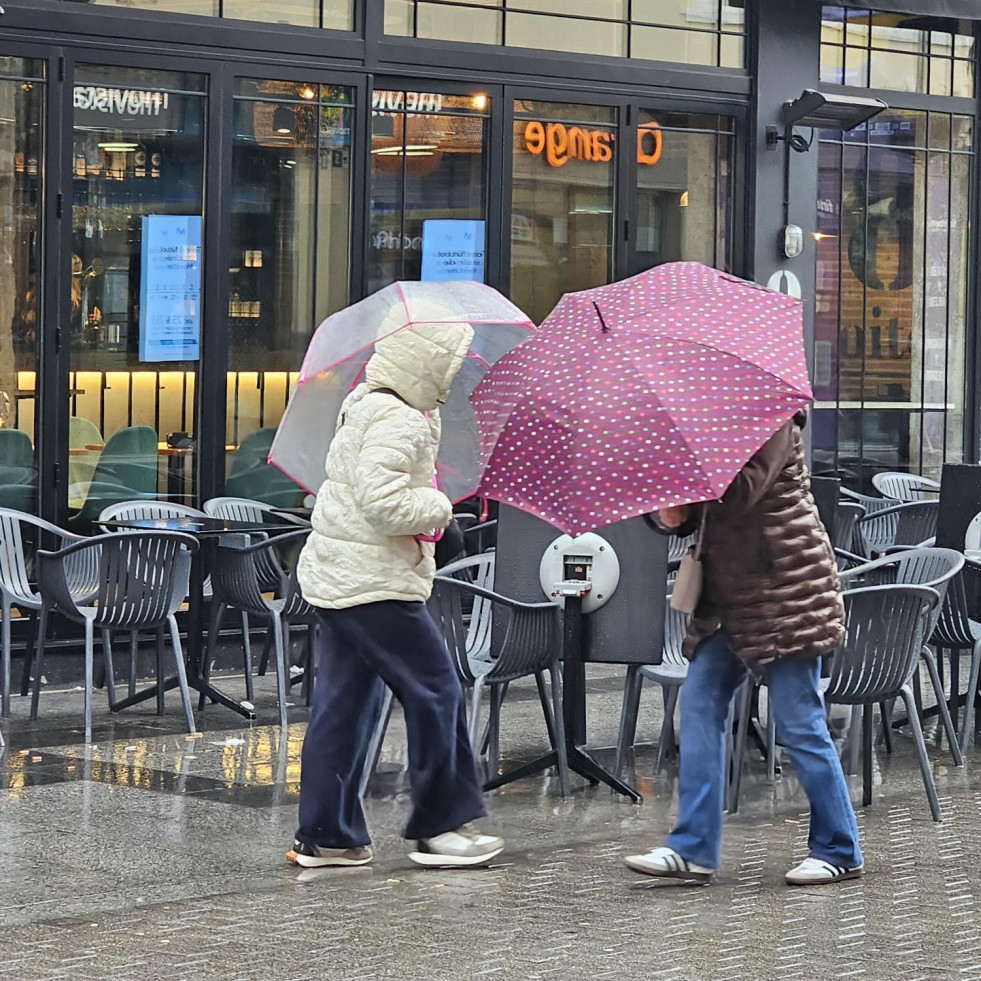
xmin=269 ymin=281 xmax=534 ymax=502
xmin=472 ymin=262 xmax=813 ymax=536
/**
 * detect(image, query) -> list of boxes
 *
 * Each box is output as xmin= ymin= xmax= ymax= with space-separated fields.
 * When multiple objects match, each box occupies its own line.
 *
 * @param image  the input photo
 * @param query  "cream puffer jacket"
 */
xmin=297 ymin=319 xmax=475 ymax=609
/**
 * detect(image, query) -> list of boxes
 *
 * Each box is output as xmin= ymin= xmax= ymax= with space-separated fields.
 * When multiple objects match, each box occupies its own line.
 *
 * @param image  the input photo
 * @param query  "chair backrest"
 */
xmin=92 ymin=426 xmax=159 ymax=495
xmin=832 ymin=502 xmax=866 ymax=552
xmin=39 ymin=531 xmax=198 ymax=629
xmin=872 ymin=471 xmax=941 ymax=502
xmin=860 ymin=500 xmax=939 ymax=556
xmin=430 ymin=576 xmax=560 ymax=686
xmin=69 ymin=416 xmax=103 ymax=449
xmin=97 ymin=500 xmax=207 ymax=533
xmin=203 ymin=496 xmax=275 ymax=523
xmin=439 ymin=552 xmax=496 ymax=668
xmin=0 ymin=429 xmax=33 ymax=469
xmin=211 ymin=529 xmax=313 ymax=620
xmin=662 ymin=589 xmax=691 ymax=668
xmin=841 ymin=546 xmax=963 ymax=638
xmin=0 ymin=508 xmax=78 ymax=604
xmin=840 ymin=487 xmax=893 ymax=514
xmin=825 ymin=584 xmax=938 ymax=704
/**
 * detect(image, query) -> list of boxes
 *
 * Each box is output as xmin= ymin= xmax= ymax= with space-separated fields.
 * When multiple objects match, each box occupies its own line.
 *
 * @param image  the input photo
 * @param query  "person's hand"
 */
xmin=658 ymin=505 xmax=691 ymax=529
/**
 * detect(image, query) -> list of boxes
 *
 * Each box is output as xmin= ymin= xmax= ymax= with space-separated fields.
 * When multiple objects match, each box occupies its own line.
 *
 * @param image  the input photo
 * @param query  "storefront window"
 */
xmin=369 ymin=89 xmax=489 ymax=294
xmin=821 ymin=7 xmax=975 ymax=97
xmin=226 ymin=80 xmax=354 ymax=506
xmin=632 ymin=111 xmax=734 ymax=276
xmin=0 ymin=60 xmax=44 ymax=515
xmin=386 ymin=0 xmax=746 ymax=68
xmin=59 ymin=0 xmax=355 ymax=31
xmin=510 ymin=101 xmax=617 ymax=324
xmin=813 ymin=109 xmax=974 ymax=487
xmin=67 ymin=67 xmax=207 ymax=522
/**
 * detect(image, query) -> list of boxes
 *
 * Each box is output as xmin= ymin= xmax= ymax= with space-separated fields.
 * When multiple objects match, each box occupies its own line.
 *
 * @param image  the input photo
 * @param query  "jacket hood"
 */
xmin=365 ymin=320 xmax=475 ymax=412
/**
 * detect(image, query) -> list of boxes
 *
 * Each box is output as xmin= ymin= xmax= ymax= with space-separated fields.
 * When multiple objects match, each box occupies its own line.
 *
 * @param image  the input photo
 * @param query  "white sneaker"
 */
xmin=785 ymin=857 xmax=864 ymax=886
xmin=409 ymin=825 xmax=505 ymax=867
xmin=624 ymin=847 xmax=715 ymax=883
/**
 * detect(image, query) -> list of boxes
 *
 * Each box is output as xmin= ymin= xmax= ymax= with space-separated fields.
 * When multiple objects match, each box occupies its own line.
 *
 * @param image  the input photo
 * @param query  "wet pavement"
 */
xmin=3 ymin=664 xmax=981 ymax=980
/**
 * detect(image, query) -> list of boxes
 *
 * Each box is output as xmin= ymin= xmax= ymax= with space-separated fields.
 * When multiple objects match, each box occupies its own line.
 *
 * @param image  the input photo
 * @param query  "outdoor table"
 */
xmin=483 ymin=591 xmax=642 ymax=803
xmin=100 ymin=515 xmax=298 ymax=720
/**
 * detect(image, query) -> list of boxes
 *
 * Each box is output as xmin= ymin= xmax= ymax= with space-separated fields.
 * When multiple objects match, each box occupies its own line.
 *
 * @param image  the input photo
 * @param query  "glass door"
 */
xmin=627 ymin=109 xmax=736 ymax=278
xmin=66 ymin=63 xmax=208 ymax=528
xmin=0 ymin=57 xmax=46 ymax=516
xmin=224 ymin=75 xmax=356 ymax=506
xmin=508 ymin=97 xmax=619 ymax=324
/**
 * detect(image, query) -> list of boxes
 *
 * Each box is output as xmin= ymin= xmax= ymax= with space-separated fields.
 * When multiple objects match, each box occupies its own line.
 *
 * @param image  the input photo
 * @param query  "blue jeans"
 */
xmin=665 ymin=631 xmax=863 ymax=871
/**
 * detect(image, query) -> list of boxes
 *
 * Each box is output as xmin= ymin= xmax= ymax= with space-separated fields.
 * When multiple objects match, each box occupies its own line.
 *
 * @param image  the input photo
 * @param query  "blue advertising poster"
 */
xmin=139 ymin=215 xmax=203 ymax=362
xmin=420 ymin=219 xmax=486 ymax=282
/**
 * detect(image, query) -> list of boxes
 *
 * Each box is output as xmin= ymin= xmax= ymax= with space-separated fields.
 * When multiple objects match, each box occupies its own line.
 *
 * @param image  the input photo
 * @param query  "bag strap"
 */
xmin=693 ymin=506 xmax=708 ymax=561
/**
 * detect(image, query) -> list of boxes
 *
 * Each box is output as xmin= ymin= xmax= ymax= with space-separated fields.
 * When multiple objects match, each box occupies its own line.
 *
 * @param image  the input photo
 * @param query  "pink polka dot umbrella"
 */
xmin=471 ymin=261 xmax=813 ymax=536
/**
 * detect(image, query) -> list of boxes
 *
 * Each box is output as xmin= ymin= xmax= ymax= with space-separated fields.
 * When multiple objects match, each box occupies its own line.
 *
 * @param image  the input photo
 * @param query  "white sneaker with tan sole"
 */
xmin=785 ymin=857 xmax=864 ymax=885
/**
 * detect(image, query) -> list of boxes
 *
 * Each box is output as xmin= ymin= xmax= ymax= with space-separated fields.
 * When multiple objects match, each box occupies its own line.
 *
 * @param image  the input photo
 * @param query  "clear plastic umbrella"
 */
xmin=269 ymin=281 xmax=534 ymax=502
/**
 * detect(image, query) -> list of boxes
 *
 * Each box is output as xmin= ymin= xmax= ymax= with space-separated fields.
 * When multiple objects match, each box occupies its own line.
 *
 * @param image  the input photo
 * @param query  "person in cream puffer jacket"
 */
xmin=297 ymin=320 xmax=466 ymax=609
xmin=290 ymin=319 xmax=504 ymax=872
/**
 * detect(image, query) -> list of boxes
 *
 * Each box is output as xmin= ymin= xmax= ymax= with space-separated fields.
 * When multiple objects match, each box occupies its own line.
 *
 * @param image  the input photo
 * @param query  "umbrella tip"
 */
xmin=592 ymin=302 xmax=609 ymax=334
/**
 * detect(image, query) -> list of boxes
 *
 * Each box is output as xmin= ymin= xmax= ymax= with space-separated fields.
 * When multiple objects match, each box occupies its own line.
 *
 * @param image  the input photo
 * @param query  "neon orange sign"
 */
xmin=523 ymin=120 xmax=662 ymax=167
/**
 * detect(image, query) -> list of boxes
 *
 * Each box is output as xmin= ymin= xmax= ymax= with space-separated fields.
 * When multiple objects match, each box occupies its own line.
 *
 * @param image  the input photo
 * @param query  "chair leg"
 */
xmin=900 ymin=683 xmax=942 ymax=822
xmin=19 ymin=611 xmax=36 ymax=698
xmin=101 ymin=629 xmax=117 ymax=710
xmin=862 ymin=703 xmax=874 ymax=808
xmin=167 ymin=615 xmax=196 ymax=734
xmin=1 ymin=597 xmax=10 ymax=718
xmin=128 ymin=631 xmax=139 ymax=699
xmin=29 ymin=607 xmax=48 ymax=721
xmin=200 ymin=601 xmax=223 ymax=712
xmin=550 ymin=659 xmax=570 ymax=798
xmin=922 ymin=648 xmax=963 ymax=766
xmin=359 ymin=686 xmax=394 ymax=798
xmin=155 ymin=627 xmax=166 ymax=716
xmin=84 ymin=620 xmax=94 ymax=743
xmin=949 ymin=649 xmax=961 ymax=739
xmin=614 ymin=665 xmax=643 ymax=779
xmin=272 ymin=615 xmax=289 ymax=729
xmin=845 ymin=705 xmax=862 ymax=775
xmin=961 ymin=640 xmax=981 ymax=756
xmin=727 ymin=679 xmax=753 ymax=815
xmin=257 ymin=631 xmax=273 ymax=676
xmin=487 ymin=684 xmax=504 ymax=778
xmin=468 ymin=676 xmax=486 ymax=753
xmin=879 ymin=700 xmax=894 ymax=754
xmin=238 ymin=609 xmax=254 ymax=703
xmin=766 ymin=694 xmax=777 ymax=784
xmin=302 ymin=624 xmax=315 ymax=706
xmin=534 ymin=671 xmax=558 ymax=750
xmin=655 ymin=686 xmax=679 ymax=776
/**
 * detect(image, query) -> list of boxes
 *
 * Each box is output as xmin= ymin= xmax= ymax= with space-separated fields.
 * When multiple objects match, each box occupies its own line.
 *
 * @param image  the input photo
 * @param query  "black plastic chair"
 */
xmin=824 ymin=584 xmax=942 ymax=820
xmin=31 ymin=531 xmax=199 ymax=741
xmin=858 ymin=500 xmax=938 ymax=558
xmin=207 ymin=529 xmax=315 ymax=727
xmin=428 ymin=575 xmax=569 ymax=795
xmin=840 ymin=547 xmax=965 ymax=763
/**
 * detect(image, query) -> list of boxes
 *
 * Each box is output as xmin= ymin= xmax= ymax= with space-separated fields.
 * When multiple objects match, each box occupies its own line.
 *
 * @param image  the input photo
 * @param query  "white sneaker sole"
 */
xmin=624 ymin=855 xmax=714 ymax=884
xmin=786 ymin=867 xmax=864 ymax=886
xmin=407 ymin=845 xmax=505 ymax=868
xmin=286 ymin=849 xmax=373 ymax=869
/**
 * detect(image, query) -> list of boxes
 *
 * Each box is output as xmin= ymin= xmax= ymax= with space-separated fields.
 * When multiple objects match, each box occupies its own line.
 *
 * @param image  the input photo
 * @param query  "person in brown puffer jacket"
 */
xmin=625 ymin=409 xmax=864 ymax=887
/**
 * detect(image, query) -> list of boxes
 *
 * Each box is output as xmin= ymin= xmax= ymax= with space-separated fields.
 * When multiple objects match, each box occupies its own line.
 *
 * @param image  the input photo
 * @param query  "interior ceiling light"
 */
xmin=98 ymin=142 xmax=139 ymax=152
xmin=272 ymin=105 xmax=294 ymax=135
xmin=299 ymin=84 xmax=317 ymax=100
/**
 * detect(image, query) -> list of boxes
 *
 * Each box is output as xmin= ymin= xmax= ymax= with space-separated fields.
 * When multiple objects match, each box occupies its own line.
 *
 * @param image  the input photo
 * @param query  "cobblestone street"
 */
xmin=2 ymin=667 xmax=981 ymax=980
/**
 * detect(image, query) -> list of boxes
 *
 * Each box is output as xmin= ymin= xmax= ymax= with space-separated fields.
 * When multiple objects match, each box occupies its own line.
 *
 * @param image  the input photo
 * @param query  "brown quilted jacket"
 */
xmin=682 ymin=411 xmax=846 ymax=666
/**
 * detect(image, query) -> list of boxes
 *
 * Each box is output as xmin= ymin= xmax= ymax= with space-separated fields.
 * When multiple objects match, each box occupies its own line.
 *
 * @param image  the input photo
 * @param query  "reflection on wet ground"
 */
xmin=3 ymin=664 xmax=981 ymax=979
